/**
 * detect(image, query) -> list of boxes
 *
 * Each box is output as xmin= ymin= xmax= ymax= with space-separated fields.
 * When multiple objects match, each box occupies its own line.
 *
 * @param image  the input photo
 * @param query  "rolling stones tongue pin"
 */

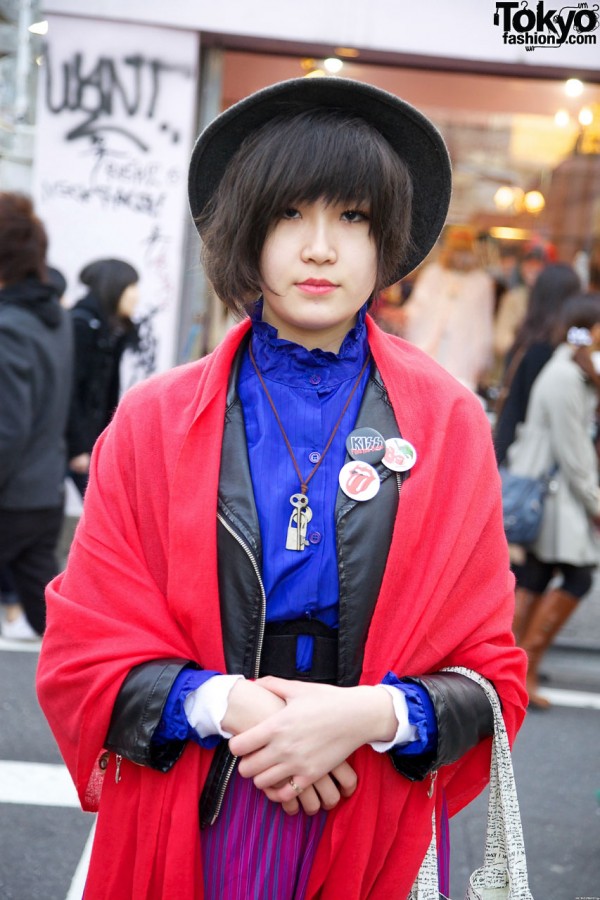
xmin=248 ymin=343 xmax=372 ymax=550
xmin=338 ymin=460 xmax=381 ymax=501
xmin=339 ymin=433 xmax=417 ymax=500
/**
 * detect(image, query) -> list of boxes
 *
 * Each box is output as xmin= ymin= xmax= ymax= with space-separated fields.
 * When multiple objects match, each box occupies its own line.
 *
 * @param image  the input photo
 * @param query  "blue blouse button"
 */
xmin=308 ymin=451 xmax=321 ymax=464
xmin=309 ymin=531 xmax=322 ymax=544
xmin=309 ymin=373 xmax=322 ymax=385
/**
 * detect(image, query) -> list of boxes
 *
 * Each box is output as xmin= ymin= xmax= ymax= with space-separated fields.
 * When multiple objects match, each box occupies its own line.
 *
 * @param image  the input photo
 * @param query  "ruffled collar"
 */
xmin=248 ymin=301 xmax=369 ymax=388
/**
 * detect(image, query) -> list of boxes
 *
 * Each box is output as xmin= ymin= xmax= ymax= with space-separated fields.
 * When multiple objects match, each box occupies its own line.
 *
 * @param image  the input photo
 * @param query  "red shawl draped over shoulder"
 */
xmin=37 ymin=316 xmax=527 ymax=899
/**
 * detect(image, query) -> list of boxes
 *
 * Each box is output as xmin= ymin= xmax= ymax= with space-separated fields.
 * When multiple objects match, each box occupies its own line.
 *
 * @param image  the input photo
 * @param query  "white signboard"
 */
xmin=43 ymin=0 xmax=600 ymax=71
xmin=33 ymin=15 xmax=199 ymax=375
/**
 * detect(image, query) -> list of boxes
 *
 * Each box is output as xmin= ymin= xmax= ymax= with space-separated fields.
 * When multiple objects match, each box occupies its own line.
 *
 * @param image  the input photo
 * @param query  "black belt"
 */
xmin=259 ymin=619 xmax=338 ymax=684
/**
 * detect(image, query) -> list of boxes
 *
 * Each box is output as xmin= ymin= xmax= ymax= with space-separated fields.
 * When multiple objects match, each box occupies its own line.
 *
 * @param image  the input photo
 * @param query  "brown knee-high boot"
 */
xmin=512 ymin=587 xmax=541 ymax=645
xmin=520 ymin=589 xmax=579 ymax=709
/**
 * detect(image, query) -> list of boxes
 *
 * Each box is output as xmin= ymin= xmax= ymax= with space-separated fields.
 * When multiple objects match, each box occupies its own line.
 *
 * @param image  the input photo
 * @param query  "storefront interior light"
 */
xmin=300 ymin=58 xmax=327 ymax=77
xmin=523 ymin=190 xmax=545 ymax=214
xmin=565 ymin=78 xmax=584 ymax=97
xmin=324 ymin=57 xmax=344 ymax=74
xmin=554 ymin=109 xmax=570 ymax=128
xmin=578 ymin=107 xmax=594 ymax=126
xmin=28 ymin=20 xmax=48 ymax=35
xmin=489 ymin=227 xmax=531 ymax=241
xmin=494 ymin=186 xmax=516 ymax=210
xmin=493 ymin=186 xmax=524 ymax=212
xmin=334 ymin=47 xmax=360 ymax=58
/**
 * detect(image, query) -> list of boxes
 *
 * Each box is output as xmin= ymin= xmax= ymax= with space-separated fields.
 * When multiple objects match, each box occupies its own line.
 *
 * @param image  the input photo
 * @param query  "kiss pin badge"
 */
xmin=382 ymin=438 xmax=418 ymax=473
xmin=345 ymin=427 xmax=386 ymax=465
xmin=339 ymin=460 xmax=381 ymax=501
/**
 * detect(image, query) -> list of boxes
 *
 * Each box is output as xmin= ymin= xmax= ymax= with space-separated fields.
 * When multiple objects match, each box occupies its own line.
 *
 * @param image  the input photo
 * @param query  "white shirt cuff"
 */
xmin=369 ymin=684 xmax=418 ymax=753
xmin=183 ymin=674 xmax=245 ymax=740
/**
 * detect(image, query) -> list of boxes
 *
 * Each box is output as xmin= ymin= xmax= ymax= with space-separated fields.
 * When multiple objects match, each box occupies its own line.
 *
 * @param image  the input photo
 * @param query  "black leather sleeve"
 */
xmin=105 ymin=658 xmax=199 ymax=773
xmin=388 ymin=672 xmax=495 ymax=781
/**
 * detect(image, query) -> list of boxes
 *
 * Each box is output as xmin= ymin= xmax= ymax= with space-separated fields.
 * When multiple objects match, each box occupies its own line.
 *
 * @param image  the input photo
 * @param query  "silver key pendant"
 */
xmin=286 ymin=492 xmax=313 ymax=550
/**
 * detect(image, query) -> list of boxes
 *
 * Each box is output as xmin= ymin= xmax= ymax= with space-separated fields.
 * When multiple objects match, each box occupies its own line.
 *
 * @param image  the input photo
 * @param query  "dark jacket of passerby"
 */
xmin=66 ymin=291 xmax=137 ymax=459
xmin=0 ymin=191 xmax=72 ymax=637
xmin=493 ymin=340 xmax=554 ymax=465
xmin=0 ymin=277 xmax=72 ymax=509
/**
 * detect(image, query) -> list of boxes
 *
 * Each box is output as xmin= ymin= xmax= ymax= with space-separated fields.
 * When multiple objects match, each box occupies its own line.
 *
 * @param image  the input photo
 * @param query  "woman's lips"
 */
xmin=296 ymin=279 xmax=337 ymax=295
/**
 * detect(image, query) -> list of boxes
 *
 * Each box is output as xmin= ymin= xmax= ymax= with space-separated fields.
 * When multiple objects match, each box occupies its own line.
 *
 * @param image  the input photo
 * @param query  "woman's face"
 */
xmin=117 ymin=282 xmax=139 ymax=320
xmin=259 ymin=198 xmax=377 ymax=352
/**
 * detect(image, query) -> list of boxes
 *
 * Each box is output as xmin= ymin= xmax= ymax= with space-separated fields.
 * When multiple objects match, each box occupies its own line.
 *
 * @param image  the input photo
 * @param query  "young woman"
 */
xmin=507 ymin=293 xmax=600 ymax=708
xmin=66 ymin=258 xmax=140 ymax=495
xmin=37 ymin=78 xmax=527 ymax=899
xmin=493 ymin=262 xmax=581 ymax=466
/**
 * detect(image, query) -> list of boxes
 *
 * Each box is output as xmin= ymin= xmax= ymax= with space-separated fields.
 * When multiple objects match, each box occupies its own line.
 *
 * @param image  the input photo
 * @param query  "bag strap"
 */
xmin=408 ymin=667 xmax=533 ymax=900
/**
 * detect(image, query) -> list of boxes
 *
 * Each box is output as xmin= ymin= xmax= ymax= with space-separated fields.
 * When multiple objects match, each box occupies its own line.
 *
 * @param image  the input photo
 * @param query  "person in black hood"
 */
xmin=0 ymin=192 xmax=73 ymax=638
xmin=66 ymin=258 xmax=140 ymax=496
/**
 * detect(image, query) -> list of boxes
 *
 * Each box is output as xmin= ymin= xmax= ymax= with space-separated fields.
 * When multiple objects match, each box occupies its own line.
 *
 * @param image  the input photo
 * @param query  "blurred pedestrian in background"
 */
xmin=494 ymin=263 xmax=581 ymax=465
xmin=0 ymin=192 xmax=72 ymax=639
xmin=493 ymin=240 xmax=552 ymax=370
xmin=402 ymin=224 xmax=495 ymax=391
xmin=370 ymin=280 xmax=410 ymax=337
xmin=47 ymin=265 xmax=67 ymax=305
xmin=66 ymin=258 xmax=140 ymax=496
xmin=506 ymin=293 xmax=600 ymax=708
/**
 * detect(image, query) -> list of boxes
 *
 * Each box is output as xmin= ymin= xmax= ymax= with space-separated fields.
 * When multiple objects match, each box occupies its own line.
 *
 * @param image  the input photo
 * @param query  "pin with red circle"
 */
xmin=345 ymin=427 xmax=386 ymax=465
xmin=382 ymin=438 xmax=417 ymax=472
xmin=338 ymin=461 xmax=381 ymax=501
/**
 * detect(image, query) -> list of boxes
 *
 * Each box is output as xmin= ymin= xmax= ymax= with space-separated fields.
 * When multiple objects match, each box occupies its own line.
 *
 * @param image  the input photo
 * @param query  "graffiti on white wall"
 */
xmin=33 ymin=16 xmax=199 ymax=374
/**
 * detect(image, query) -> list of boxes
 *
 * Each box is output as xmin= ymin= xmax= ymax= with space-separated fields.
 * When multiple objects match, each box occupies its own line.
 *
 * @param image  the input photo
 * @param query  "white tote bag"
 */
xmin=408 ymin=667 xmax=534 ymax=900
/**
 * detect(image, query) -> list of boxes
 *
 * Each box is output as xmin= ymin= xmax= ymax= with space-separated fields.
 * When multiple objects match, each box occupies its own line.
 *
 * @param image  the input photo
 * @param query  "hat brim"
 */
xmin=188 ymin=77 xmax=452 ymax=283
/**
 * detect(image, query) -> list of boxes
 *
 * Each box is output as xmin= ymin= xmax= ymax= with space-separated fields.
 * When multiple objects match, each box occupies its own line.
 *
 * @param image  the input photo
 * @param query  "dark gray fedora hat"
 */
xmin=188 ymin=77 xmax=452 ymax=282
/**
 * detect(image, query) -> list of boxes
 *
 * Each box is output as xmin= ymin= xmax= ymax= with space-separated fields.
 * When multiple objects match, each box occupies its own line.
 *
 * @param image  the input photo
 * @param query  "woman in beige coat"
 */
xmin=507 ymin=293 xmax=600 ymax=707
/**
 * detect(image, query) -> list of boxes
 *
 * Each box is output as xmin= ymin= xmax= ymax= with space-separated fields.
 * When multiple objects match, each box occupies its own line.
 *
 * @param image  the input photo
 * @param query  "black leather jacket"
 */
xmin=106 ymin=347 xmax=494 ymax=826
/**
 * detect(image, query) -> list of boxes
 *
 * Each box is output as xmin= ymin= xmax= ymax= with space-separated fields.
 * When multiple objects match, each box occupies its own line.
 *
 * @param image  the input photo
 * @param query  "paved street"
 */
xmin=1 ymin=610 xmax=599 ymax=900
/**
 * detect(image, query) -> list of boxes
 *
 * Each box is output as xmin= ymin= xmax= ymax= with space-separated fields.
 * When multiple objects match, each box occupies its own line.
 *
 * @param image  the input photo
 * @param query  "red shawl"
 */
xmin=37 ymin=316 xmax=527 ymax=899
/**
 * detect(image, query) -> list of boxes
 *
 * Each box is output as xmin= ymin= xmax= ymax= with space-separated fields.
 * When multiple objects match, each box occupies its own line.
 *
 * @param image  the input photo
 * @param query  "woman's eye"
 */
xmin=342 ymin=209 xmax=369 ymax=223
xmin=282 ymin=207 xmax=300 ymax=219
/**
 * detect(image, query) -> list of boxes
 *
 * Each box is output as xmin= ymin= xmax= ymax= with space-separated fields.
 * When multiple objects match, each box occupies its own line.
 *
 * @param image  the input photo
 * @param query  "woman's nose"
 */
xmin=301 ymin=221 xmax=337 ymax=264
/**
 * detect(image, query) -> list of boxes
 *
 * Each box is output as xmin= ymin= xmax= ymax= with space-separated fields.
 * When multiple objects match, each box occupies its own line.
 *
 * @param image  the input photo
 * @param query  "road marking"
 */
xmin=536 ymin=687 xmax=600 ymax=710
xmin=0 ymin=760 xmax=79 ymax=807
xmin=0 ymin=760 xmax=95 ymax=899
xmin=0 ymin=636 xmax=41 ymax=653
xmin=65 ymin=820 xmax=95 ymax=900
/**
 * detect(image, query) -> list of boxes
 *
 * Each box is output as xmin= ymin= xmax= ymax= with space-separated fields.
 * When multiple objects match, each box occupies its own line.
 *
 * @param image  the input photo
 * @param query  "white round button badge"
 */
xmin=382 ymin=438 xmax=417 ymax=472
xmin=338 ymin=461 xmax=381 ymax=501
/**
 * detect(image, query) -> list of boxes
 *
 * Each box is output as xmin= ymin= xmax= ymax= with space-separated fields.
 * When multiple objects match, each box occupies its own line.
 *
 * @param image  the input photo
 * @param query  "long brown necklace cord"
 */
xmin=248 ymin=342 xmax=371 ymax=494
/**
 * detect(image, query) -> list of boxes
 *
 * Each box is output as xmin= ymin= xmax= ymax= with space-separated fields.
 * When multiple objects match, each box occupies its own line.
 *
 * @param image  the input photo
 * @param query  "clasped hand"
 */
xmin=223 ymin=676 xmax=397 ymax=816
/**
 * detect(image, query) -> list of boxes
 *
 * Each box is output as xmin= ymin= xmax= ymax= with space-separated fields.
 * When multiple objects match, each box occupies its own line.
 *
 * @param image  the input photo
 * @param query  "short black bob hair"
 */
xmin=198 ymin=109 xmax=414 ymax=317
xmin=78 ymin=258 xmax=139 ymax=323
